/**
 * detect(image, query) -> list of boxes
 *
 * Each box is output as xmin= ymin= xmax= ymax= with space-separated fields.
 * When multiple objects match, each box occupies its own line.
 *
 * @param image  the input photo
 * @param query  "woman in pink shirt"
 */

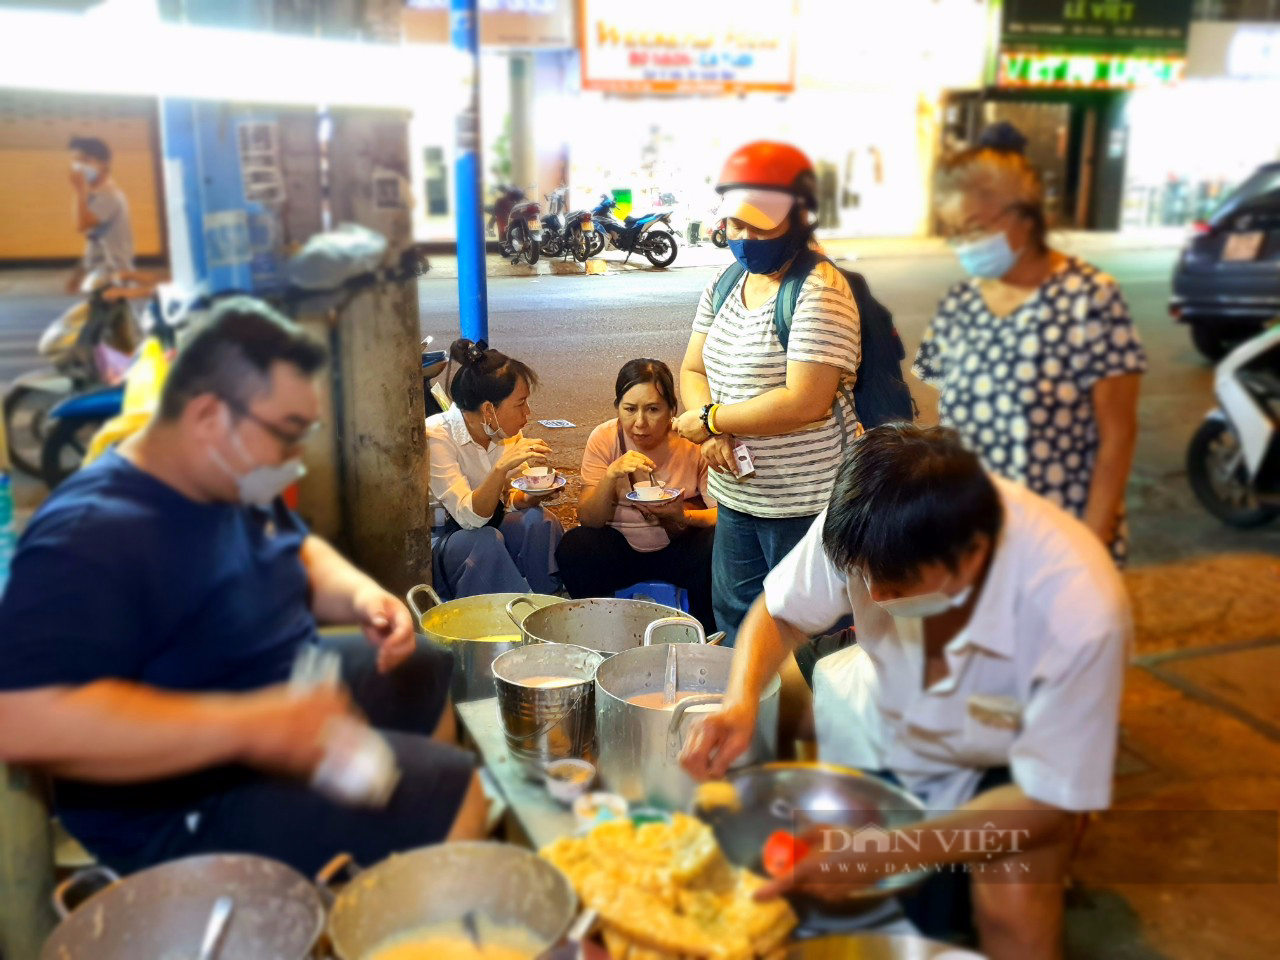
xmin=556 ymin=359 xmax=718 ymax=629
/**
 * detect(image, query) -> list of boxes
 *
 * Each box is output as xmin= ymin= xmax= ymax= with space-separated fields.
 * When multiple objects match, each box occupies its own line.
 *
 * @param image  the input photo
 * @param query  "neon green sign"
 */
xmin=999 ymin=52 xmax=1184 ymax=88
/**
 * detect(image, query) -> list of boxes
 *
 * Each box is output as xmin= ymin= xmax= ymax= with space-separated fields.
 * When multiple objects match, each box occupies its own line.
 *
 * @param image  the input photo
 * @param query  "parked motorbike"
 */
xmin=487 ymin=185 xmax=542 ymax=265
xmin=1186 ymin=322 xmax=1280 ymax=527
xmin=590 ymin=195 xmax=678 ymax=268
xmin=710 ymin=218 xmax=729 ymax=248
xmin=4 ymin=272 xmax=140 ymax=477
xmin=539 ymin=188 xmax=598 ymax=262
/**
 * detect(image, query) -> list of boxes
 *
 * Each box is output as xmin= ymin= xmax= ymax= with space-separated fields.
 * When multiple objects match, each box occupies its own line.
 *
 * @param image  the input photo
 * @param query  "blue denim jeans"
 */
xmin=711 ymin=503 xmax=819 ymax=646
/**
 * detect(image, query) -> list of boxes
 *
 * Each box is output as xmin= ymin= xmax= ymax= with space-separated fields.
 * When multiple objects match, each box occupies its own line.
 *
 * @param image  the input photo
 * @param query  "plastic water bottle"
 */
xmin=0 ymin=472 xmax=15 ymax=601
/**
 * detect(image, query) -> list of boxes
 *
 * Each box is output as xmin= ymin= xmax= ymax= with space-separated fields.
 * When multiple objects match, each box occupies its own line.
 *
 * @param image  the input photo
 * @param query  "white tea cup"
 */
xmin=522 ymin=465 xmax=556 ymax=489
xmin=632 ymin=481 xmax=669 ymax=501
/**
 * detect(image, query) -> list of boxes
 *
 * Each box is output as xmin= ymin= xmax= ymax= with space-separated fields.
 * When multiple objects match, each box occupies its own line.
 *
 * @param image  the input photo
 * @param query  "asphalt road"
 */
xmin=4 ymin=247 xmax=1278 ymax=565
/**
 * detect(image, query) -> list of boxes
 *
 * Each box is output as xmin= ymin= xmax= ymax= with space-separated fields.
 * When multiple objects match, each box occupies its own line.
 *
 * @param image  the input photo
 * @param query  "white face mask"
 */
xmin=865 ymin=572 xmax=972 ymax=619
xmin=72 ymin=161 xmax=100 ymax=185
xmin=210 ymin=410 xmax=307 ymax=508
xmin=481 ymin=405 xmax=509 ymax=441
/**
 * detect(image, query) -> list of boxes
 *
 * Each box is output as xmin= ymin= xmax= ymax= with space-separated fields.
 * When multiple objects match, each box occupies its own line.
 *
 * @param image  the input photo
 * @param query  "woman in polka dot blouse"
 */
xmin=913 ymin=125 xmax=1147 ymax=565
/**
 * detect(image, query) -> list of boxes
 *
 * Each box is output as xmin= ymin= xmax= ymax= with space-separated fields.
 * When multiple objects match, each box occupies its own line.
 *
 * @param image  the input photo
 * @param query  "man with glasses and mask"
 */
xmin=0 ymin=298 xmax=489 ymax=876
xmin=681 ymin=425 xmax=1130 ymax=960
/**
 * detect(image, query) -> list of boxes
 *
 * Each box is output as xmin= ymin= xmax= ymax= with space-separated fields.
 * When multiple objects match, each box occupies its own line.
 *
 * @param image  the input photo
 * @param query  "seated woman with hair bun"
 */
xmin=426 ymin=338 xmax=563 ymax=598
xmin=556 ymin=358 xmax=717 ymax=629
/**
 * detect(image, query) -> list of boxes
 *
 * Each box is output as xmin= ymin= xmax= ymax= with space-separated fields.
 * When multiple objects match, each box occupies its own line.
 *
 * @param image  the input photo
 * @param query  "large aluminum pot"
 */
xmin=41 ymin=855 xmax=325 ymax=960
xmin=407 ymin=585 xmax=562 ymax=702
xmin=327 ymin=842 xmax=577 ymax=960
xmin=595 ymin=638 xmax=780 ymax=810
xmin=493 ymin=642 xmax=604 ymax=780
xmin=507 ymin=596 xmax=705 ymax=657
xmin=699 ymin=763 xmax=929 ymax=926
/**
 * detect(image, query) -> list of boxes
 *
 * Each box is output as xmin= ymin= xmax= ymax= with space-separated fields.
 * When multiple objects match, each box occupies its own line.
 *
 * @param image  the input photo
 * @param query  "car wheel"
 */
xmin=1191 ymin=321 xmax=1259 ymax=362
xmin=1186 ymin=418 xmax=1278 ymax=528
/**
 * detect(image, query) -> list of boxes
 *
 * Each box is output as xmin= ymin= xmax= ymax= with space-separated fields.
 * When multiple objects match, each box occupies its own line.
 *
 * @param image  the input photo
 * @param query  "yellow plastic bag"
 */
xmin=83 ymin=337 xmax=172 ymax=466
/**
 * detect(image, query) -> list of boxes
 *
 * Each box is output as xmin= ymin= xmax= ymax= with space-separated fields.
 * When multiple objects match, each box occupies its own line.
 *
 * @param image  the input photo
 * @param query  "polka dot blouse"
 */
xmin=912 ymin=257 xmax=1148 ymax=564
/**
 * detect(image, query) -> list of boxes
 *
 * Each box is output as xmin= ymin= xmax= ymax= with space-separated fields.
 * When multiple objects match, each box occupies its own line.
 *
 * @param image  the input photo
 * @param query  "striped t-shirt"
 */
xmin=692 ymin=259 xmax=861 ymax=518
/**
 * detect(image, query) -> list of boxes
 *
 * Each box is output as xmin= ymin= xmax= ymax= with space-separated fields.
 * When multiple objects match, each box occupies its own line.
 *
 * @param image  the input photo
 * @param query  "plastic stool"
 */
xmin=615 ymin=581 xmax=689 ymax=613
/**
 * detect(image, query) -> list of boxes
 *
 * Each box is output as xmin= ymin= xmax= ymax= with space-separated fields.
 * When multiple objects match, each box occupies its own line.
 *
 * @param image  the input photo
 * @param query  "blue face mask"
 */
xmin=953 ymin=231 xmax=1021 ymax=280
xmin=728 ymin=231 xmax=803 ymax=276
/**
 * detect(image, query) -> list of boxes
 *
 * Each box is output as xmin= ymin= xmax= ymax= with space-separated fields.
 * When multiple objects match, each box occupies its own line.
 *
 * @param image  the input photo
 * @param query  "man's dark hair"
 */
xmin=614 ymin=358 xmax=677 ymax=411
xmin=69 ymin=136 xmax=111 ymax=165
xmin=159 ymin=297 xmax=327 ymax=420
xmin=822 ymin=424 xmax=1003 ymax=584
xmin=446 ymin=338 xmax=538 ymax=412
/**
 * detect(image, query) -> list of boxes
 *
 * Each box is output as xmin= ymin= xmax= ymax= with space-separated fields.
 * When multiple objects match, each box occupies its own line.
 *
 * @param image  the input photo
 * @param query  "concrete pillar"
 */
xmin=327 ymin=110 xmax=432 ymax=595
xmin=509 ymin=52 xmax=537 ymax=197
xmin=0 ymin=764 xmax=56 ymax=960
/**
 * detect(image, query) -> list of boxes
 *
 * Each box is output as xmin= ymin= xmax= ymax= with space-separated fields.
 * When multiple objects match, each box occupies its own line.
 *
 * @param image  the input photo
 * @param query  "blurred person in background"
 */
xmin=675 ymin=141 xmax=861 ymax=645
xmin=914 ymin=123 xmax=1146 ymax=565
xmin=557 ymin=359 xmax=717 ymax=629
xmin=427 ymin=339 xmax=563 ymax=598
xmin=66 ymin=135 xmax=136 ymax=292
xmin=0 ymin=299 xmax=488 ymax=875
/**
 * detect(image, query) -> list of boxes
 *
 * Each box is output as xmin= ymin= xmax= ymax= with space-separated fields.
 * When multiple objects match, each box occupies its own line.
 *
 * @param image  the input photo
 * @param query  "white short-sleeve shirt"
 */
xmin=763 ymin=476 xmax=1130 ymax=812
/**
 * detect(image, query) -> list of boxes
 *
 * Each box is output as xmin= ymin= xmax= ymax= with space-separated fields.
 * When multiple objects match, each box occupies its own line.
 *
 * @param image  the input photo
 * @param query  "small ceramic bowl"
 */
xmin=631 ymin=480 xmax=668 ymax=501
xmin=523 ymin=466 xmax=556 ymax=490
xmin=544 ymin=758 xmax=596 ymax=804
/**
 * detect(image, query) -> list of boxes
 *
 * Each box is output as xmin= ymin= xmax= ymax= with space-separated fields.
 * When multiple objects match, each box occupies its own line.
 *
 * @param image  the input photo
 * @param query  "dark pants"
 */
xmin=884 ymin=766 xmax=1016 ymax=944
xmin=111 ymin=633 xmax=476 ymax=877
xmin=712 ymin=504 xmax=818 ymax=645
xmin=556 ymin=524 xmax=716 ymax=632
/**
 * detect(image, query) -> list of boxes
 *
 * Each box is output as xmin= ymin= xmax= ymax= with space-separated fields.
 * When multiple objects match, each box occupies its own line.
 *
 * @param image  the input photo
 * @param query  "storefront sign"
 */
xmin=1001 ymin=0 xmax=1195 ymax=55
xmin=404 ymin=0 xmax=574 ymax=49
xmin=579 ymin=0 xmax=796 ymax=95
xmin=999 ymin=51 xmax=1184 ymax=88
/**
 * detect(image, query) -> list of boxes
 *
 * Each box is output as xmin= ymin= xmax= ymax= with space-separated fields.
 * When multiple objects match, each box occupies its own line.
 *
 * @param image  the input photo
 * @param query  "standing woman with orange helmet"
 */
xmin=674 ymin=142 xmax=861 ymax=645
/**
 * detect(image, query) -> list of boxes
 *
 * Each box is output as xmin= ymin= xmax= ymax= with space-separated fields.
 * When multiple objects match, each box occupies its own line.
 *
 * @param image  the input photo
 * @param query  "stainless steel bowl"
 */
xmin=327 ymin=842 xmax=577 ymax=960
xmin=780 ymin=934 xmax=983 ymax=958
xmin=697 ymin=763 xmax=930 ymax=922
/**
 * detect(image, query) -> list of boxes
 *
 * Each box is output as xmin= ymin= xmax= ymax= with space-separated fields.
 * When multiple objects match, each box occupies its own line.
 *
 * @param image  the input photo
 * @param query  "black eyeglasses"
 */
xmin=226 ymin=400 xmax=320 ymax=448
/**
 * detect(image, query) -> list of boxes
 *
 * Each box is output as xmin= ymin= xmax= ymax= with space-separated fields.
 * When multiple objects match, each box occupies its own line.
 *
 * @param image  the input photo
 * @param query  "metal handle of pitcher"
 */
xmin=52 ymin=865 xmax=120 ymax=919
xmin=643 ymin=616 xmax=706 ymax=646
xmin=405 ymin=583 xmax=443 ymax=623
xmin=506 ymin=688 xmax=590 ymax=743
xmin=666 ymin=693 xmax=724 ymax=760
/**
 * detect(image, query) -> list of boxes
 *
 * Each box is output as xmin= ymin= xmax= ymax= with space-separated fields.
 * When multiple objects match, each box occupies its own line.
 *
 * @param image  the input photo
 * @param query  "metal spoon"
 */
xmin=462 ymin=910 xmax=483 ymax=950
xmin=662 ymin=644 xmax=679 ymax=705
xmin=196 ymin=896 xmax=233 ymax=960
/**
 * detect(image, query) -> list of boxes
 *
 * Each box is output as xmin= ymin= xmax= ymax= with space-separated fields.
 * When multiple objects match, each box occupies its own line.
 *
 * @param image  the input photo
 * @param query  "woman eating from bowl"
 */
xmin=556 ymin=359 xmax=717 ymax=629
xmin=426 ymin=338 xmax=563 ymax=598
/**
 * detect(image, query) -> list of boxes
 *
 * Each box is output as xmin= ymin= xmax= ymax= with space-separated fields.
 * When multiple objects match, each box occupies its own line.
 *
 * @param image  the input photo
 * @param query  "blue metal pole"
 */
xmin=452 ymin=0 xmax=489 ymax=344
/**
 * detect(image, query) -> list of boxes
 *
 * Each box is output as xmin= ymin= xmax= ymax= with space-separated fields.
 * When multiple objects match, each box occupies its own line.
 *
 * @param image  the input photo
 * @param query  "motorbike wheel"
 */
xmin=571 ymin=229 xmax=590 ymax=263
xmin=1186 ymin=418 xmax=1279 ymax=528
xmin=541 ymin=233 xmax=563 ymax=258
xmin=643 ymin=231 xmax=678 ymax=268
xmin=4 ymin=384 xmax=61 ymax=478
xmin=711 ymin=228 xmax=728 ymax=248
xmin=587 ymin=230 xmax=606 ymax=257
xmin=522 ymin=234 xmax=540 ymax=265
xmin=40 ymin=415 xmax=106 ymax=489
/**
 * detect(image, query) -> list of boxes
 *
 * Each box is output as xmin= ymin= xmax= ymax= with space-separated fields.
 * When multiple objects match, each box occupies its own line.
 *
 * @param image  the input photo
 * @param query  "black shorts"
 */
xmin=120 ymin=633 xmax=476 ymax=877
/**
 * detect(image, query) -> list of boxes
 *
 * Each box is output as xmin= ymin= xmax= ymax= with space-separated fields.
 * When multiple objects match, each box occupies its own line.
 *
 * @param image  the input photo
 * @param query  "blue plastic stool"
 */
xmin=615 ymin=581 xmax=689 ymax=613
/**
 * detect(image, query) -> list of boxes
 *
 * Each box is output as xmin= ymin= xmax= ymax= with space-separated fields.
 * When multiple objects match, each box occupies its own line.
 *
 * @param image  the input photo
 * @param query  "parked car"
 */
xmin=1171 ymin=162 xmax=1280 ymax=360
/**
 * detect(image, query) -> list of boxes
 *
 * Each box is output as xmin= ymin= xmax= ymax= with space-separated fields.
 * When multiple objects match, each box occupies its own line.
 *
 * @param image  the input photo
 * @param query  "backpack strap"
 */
xmin=710 ymin=261 xmax=747 ymax=319
xmin=777 ymin=249 xmax=860 ymax=449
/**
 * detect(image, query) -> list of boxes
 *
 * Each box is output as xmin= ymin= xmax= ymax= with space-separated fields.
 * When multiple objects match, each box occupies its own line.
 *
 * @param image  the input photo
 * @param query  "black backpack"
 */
xmin=710 ymin=249 xmax=915 ymax=433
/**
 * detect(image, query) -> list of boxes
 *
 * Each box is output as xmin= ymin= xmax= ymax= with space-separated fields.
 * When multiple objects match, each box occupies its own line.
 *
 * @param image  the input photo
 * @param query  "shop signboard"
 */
xmin=404 ymin=0 xmax=575 ymax=49
xmin=999 ymin=51 xmax=1185 ymax=89
xmin=1001 ymin=0 xmax=1195 ymax=56
xmin=579 ymin=0 xmax=797 ymax=95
